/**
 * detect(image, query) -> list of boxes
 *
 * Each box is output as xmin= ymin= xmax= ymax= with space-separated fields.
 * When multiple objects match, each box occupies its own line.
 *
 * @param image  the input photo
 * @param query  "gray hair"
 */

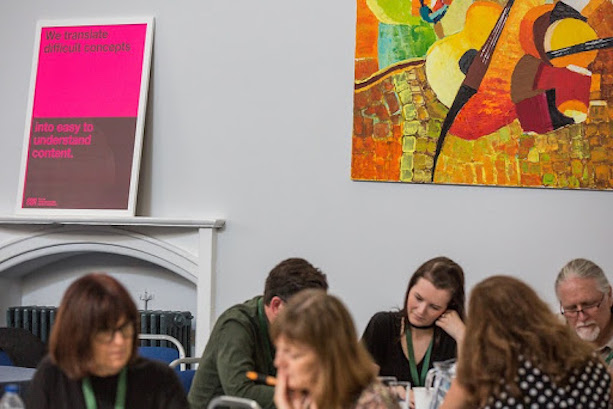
xmin=555 ymin=258 xmax=611 ymax=296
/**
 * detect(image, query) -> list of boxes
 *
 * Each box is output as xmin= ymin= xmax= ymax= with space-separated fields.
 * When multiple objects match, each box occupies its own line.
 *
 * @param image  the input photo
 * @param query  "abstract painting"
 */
xmin=352 ymin=0 xmax=613 ymax=188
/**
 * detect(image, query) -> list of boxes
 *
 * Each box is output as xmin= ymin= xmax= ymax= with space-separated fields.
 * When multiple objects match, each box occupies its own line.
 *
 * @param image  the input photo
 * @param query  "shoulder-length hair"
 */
xmin=401 ymin=256 xmax=466 ymax=323
xmin=271 ymin=289 xmax=376 ymax=409
xmin=458 ymin=275 xmax=596 ymax=406
xmin=49 ymin=273 xmax=139 ymax=379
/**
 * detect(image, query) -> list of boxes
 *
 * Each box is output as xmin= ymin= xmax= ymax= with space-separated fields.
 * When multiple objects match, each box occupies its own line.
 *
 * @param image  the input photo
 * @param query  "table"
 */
xmin=0 ymin=366 xmax=36 ymax=398
xmin=0 ymin=366 xmax=36 ymax=384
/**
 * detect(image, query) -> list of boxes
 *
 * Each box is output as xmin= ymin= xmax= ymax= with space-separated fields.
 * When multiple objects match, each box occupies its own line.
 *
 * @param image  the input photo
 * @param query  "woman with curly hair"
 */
xmin=441 ymin=275 xmax=611 ymax=409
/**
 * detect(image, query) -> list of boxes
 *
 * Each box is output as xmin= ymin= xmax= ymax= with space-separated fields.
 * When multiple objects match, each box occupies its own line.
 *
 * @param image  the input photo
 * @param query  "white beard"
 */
xmin=575 ymin=322 xmax=601 ymax=342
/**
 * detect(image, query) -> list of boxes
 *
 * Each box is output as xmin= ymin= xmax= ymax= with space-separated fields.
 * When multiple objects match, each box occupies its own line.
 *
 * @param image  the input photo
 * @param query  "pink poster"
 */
xmin=17 ymin=18 xmax=154 ymax=216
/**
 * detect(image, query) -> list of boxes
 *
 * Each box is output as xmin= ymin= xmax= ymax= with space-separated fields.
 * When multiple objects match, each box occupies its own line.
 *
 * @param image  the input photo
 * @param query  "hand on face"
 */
xmin=435 ymin=310 xmax=465 ymax=342
xmin=273 ymin=335 xmax=320 ymax=408
xmin=274 ymin=368 xmax=312 ymax=409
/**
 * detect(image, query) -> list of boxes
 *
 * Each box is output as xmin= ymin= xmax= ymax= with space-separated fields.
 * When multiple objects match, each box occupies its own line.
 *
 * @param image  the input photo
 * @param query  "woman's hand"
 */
xmin=435 ymin=310 xmax=465 ymax=343
xmin=439 ymin=380 xmax=471 ymax=409
xmin=274 ymin=369 xmax=312 ymax=409
xmin=386 ymin=384 xmax=414 ymax=409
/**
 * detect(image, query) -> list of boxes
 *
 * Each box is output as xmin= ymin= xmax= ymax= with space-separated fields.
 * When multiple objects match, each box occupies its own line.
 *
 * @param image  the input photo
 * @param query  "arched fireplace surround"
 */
xmin=0 ymin=216 xmax=224 ymax=356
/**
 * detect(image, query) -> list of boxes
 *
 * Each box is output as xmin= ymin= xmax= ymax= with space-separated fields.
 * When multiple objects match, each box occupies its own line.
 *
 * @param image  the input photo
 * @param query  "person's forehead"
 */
xmin=275 ymin=335 xmax=312 ymax=351
xmin=558 ymin=276 xmax=602 ymax=302
xmin=411 ymin=277 xmax=452 ymax=305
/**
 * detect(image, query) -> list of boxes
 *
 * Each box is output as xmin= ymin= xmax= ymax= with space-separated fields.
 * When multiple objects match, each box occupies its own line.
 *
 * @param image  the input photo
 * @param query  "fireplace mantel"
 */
xmin=0 ymin=216 xmax=225 ymax=228
xmin=0 ymin=215 xmax=225 ymax=356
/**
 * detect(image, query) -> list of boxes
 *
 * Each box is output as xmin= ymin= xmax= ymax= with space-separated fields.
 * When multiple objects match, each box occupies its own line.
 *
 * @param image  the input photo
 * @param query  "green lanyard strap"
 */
xmin=257 ymin=298 xmax=275 ymax=374
xmin=605 ymin=349 xmax=613 ymax=365
xmin=82 ymin=367 xmax=127 ymax=409
xmin=405 ymin=326 xmax=433 ymax=387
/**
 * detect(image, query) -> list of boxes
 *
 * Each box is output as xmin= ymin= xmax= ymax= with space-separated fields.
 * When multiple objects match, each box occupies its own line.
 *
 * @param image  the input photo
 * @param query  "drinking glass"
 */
xmin=377 ymin=376 xmax=398 ymax=386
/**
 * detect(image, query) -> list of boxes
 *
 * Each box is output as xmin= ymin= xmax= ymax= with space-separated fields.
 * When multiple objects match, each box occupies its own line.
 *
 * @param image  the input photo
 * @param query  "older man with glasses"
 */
xmin=555 ymin=258 xmax=613 ymax=368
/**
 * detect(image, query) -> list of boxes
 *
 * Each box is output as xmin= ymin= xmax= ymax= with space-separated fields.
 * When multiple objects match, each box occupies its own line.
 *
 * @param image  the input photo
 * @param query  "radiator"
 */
xmin=138 ymin=310 xmax=193 ymax=354
xmin=6 ymin=306 xmax=57 ymax=344
xmin=7 ymin=306 xmax=193 ymax=354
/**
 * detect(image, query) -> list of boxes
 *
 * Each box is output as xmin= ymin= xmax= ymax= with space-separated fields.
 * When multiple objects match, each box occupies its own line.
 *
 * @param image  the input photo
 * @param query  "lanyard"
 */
xmin=257 ymin=297 xmax=275 ymax=374
xmin=606 ymin=350 xmax=613 ymax=365
xmin=82 ymin=367 xmax=127 ymax=409
xmin=405 ymin=326 xmax=433 ymax=387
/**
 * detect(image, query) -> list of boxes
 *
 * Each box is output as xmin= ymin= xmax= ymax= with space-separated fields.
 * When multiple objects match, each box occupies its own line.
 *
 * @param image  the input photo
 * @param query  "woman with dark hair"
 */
xmin=26 ymin=273 xmax=188 ymax=409
xmin=441 ymin=275 xmax=611 ymax=408
xmin=361 ymin=257 xmax=466 ymax=388
xmin=272 ymin=289 xmax=399 ymax=409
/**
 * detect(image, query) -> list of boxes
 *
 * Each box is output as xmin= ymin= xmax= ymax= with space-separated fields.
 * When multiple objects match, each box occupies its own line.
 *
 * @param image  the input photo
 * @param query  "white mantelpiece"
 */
xmin=0 ymin=216 xmax=225 ymax=356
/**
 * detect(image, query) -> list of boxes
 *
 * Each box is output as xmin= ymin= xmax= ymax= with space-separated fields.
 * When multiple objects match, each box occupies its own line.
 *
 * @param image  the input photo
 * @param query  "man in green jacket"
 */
xmin=188 ymin=258 xmax=328 ymax=409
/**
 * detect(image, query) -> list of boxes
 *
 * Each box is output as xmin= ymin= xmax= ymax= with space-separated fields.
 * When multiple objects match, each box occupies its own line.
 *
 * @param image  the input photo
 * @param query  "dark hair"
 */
xmin=263 ymin=258 xmax=328 ymax=305
xmin=271 ymin=289 xmax=376 ymax=409
xmin=459 ymin=275 xmax=596 ymax=406
xmin=49 ymin=273 xmax=139 ymax=379
xmin=400 ymin=256 xmax=466 ymax=323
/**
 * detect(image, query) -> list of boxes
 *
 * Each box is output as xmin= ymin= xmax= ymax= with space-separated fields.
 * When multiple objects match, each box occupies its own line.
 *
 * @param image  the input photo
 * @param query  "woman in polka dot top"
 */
xmin=441 ymin=275 xmax=611 ymax=409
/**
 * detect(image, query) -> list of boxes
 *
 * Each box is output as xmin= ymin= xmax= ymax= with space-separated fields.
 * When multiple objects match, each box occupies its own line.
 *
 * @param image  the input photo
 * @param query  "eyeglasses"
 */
xmin=560 ymin=294 xmax=606 ymax=318
xmin=94 ymin=321 xmax=134 ymax=343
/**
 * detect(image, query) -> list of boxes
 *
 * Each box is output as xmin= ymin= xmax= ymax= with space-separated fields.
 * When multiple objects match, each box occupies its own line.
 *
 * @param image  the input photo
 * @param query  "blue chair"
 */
xmin=137 ymin=334 xmax=185 ymax=365
xmin=139 ymin=334 xmax=199 ymax=395
xmin=0 ymin=350 xmax=13 ymax=366
xmin=138 ymin=346 xmax=180 ymax=364
xmin=169 ymin=357 xmax=200 ymax=394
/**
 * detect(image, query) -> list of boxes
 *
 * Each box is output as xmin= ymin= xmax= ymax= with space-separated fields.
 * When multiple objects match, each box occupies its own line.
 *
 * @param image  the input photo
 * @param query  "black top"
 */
xmin=26 ymin=355 xmax=189 ymax=409
xmin=361 ymin=311 xmax=457 ymax=382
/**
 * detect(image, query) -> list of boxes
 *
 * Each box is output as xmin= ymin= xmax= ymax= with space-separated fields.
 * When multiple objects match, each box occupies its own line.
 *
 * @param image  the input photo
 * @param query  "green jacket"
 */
xmin=188 ymin=296 xmax=276 ymax=409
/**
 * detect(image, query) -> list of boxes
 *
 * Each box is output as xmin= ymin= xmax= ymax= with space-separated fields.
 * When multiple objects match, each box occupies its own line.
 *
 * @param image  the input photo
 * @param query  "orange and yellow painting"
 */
xmin=352 ymin=0 xmax=613 ymax=188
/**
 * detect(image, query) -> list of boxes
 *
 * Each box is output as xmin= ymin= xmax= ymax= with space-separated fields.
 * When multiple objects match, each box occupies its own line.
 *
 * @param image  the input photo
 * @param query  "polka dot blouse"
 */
xmin=483 ymin=356 xmax=611 ymax=409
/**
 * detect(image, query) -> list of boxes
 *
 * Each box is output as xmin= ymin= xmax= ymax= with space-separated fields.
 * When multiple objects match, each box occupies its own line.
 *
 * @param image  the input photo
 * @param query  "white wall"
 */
xmin=1 ymin=0 xmax=613 ymax=337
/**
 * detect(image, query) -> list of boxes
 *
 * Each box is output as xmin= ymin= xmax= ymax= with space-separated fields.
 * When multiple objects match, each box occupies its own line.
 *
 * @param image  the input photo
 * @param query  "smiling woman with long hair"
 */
xmin=441 ymin=275 xmax=611 ymax=409
xmin=26 ymin=273 xmax=188 ymax=409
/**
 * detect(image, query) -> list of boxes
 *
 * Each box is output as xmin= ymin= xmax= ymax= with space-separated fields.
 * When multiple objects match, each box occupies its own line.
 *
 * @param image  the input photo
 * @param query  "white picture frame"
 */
xmin=16 ymin=17 xmax=154 ymax=217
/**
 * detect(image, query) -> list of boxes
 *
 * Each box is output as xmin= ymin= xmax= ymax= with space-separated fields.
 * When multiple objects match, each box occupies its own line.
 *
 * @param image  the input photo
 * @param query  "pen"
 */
xmin=246 ymin=371 xmax=277 ymax=386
